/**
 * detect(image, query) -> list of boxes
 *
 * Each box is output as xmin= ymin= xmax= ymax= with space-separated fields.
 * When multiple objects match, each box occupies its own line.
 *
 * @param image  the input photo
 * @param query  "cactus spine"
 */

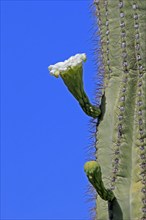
xmin=49 ymin=0 xmax=146 ymax=219
xmin=84 ymin=0 xmax=146 ymax=219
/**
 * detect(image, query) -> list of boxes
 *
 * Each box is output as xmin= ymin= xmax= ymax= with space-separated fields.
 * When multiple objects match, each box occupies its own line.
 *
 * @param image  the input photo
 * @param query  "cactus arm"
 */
xmin=48 ymin=54 xmax=101 ymax=118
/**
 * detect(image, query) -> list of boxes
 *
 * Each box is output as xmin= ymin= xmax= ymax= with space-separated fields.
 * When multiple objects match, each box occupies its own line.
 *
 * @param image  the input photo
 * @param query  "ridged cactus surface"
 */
xmin=48 ymin=0 xmax=146 ymax=219
xmin=85 ymin=0 xmax=146 ymax=219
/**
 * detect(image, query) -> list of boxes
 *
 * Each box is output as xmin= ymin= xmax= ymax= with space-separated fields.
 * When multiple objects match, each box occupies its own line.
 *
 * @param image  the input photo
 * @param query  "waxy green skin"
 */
xmin=60 ymin=65 xmax=101 ymax=118
xmin=87 ymin=0 xmax=146 ymax=219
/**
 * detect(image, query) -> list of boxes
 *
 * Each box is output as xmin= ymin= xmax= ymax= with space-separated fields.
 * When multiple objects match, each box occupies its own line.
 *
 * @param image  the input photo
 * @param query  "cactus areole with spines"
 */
xmin=48 ymin=0 xmax=146 ymax=219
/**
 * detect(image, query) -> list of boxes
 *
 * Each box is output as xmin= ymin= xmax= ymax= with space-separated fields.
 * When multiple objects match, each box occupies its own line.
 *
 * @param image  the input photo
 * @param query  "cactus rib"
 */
xmin=93 ymin=0 xmax=146 ymax=219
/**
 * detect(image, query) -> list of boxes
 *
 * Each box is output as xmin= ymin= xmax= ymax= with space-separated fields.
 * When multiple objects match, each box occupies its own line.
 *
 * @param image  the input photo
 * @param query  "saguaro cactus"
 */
xmin=84 ymin=0 xmax=146 ymax=219
xmin=48 ymin=0 xmax=146 ymax=219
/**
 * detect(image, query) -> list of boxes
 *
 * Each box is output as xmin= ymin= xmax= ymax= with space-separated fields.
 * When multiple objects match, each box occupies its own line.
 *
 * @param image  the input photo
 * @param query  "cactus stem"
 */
xmin=48 ymin=54 xmax=101 ymax=118
xmin=84 ymin=161 xmax=115 ymax=201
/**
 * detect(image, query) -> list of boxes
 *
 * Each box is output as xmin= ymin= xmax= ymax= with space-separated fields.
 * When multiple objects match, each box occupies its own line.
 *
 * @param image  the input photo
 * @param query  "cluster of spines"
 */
xmin=94 ymin=0 xmax=112 ymax=86
xmin=110 ymin=0 xmax=129 ymax=191
xmin=103 ymin=0 xmax=112 ymax=79
xmin=87 ymin=0 xmax=146 ymax=219
xmin=132 ymin=1 xmax=146 ymax=219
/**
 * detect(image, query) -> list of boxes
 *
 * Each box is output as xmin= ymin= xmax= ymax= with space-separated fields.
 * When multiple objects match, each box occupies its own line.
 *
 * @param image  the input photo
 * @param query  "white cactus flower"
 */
xmin=48 ymin=53 xmax=86 ymax=77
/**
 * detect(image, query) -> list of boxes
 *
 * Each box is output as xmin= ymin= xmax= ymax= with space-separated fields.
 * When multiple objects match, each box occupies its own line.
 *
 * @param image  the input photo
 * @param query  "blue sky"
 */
xmin=1 ymin=1 xmax=100 ymax=219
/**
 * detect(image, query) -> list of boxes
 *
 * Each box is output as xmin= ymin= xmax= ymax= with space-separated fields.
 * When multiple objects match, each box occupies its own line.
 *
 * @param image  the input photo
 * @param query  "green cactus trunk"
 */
xmin=91 ymin=0 xmax=146 ymax=219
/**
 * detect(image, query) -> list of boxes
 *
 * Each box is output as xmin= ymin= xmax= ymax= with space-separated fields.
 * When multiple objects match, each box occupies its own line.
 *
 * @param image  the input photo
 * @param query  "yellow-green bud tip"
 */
xmin=84 ymin=161 xmax=100 ymax=175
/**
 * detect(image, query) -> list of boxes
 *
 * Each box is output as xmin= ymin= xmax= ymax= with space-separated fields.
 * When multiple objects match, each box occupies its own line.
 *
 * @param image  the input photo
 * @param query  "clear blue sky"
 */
xmin=1 ymin=1 xmax=100 ymax=219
